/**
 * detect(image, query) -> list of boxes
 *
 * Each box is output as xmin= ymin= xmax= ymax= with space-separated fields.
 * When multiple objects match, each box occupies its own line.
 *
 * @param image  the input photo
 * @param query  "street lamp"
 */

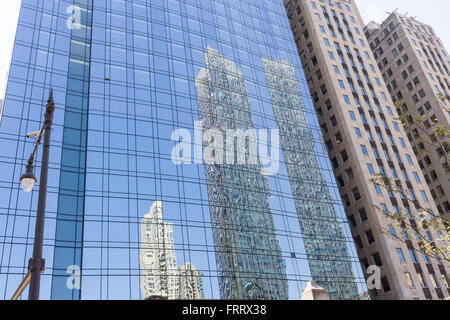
xmin=12 ymin=89 xmax=55 ymax=300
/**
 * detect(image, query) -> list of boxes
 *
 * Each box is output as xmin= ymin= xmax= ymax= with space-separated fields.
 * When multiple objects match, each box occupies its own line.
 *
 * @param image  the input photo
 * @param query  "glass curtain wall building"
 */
xmin=0 ymin=0 xmax=366 ymax=300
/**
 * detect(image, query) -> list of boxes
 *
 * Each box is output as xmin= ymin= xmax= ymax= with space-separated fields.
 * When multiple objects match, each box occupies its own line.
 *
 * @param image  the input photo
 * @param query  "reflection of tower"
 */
xmin=179 ymin=263 xmax=205 ymax=300
xmin=262 ymin=58 xmax=359 ymax=300
xmin=139 ymin=201 xmax=179 ymax=300
xmin=195 ymin=47 xmax=288 ymax=300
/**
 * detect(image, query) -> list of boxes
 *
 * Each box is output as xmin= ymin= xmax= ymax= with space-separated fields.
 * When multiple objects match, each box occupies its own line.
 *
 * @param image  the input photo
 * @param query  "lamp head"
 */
xmin=20 ymin=166 xmax=37 ymax=192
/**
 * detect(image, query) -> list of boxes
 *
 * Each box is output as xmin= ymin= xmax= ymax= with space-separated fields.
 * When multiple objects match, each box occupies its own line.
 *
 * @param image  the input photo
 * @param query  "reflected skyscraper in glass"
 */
xmin=179 ymin=262 xmax=205 ymax=300
xmin=262 ymin=58 xmax=360 ymax=298
xmin=140 ymin=201 xmax=179 ymax=299
xmin=0 ymin=0 xmax=366 ymax=300
xmin=195 ymin=47 xmax=288 ymax=300
xmin=139 ymin=201 xmax=204 ymax=300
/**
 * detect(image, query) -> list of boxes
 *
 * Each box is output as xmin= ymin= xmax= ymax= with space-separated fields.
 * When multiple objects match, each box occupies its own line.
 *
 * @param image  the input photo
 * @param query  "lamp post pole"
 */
xmin=27 ymin=90 xmax=55 ymax=300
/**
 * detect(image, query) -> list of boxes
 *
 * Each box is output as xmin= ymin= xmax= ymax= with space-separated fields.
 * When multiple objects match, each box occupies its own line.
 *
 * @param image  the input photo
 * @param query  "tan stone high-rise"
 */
xmin=364 ymin=13 xmax=450 ymax=218
xmin=284 ymin=0 xmax=449 ymax=300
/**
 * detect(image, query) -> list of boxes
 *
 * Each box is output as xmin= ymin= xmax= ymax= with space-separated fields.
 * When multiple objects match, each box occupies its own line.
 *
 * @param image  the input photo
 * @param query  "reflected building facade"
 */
xmin=139 ymin=201 xmax=205 ymax=300
xmin=0 ymin=0 xmax=367 ymax=300
xmin=262 ymin=58 xmax=359 ymax=299
xmin=140 ymin=201 xmax=179 ymax=300
xmin=179 ymin=262 xmax=205 ymax=300
xmin=195 ymin=47 xmax=288 ymax=300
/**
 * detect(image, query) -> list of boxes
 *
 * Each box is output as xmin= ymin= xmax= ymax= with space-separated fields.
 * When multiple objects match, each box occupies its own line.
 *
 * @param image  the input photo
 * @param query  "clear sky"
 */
xmin=0 ymin=0 xmax=449 ymax=98
xmin=0 ymin=0 xmax=20 ymax=99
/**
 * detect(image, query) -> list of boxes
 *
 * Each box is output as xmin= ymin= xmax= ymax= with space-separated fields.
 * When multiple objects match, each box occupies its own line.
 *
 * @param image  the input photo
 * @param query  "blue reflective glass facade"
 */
xmin=52 ymin=0 xmax=93 ymax=300
xmin=0 ymin=0 xmax=367 ymax=300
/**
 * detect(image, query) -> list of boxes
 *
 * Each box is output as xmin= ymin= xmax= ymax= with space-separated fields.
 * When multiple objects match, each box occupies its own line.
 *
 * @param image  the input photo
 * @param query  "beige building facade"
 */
xmin=365 ymin=13 xmax=450 ymax=217
xmin=284 ymin=0 xmax=449 ymax=300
